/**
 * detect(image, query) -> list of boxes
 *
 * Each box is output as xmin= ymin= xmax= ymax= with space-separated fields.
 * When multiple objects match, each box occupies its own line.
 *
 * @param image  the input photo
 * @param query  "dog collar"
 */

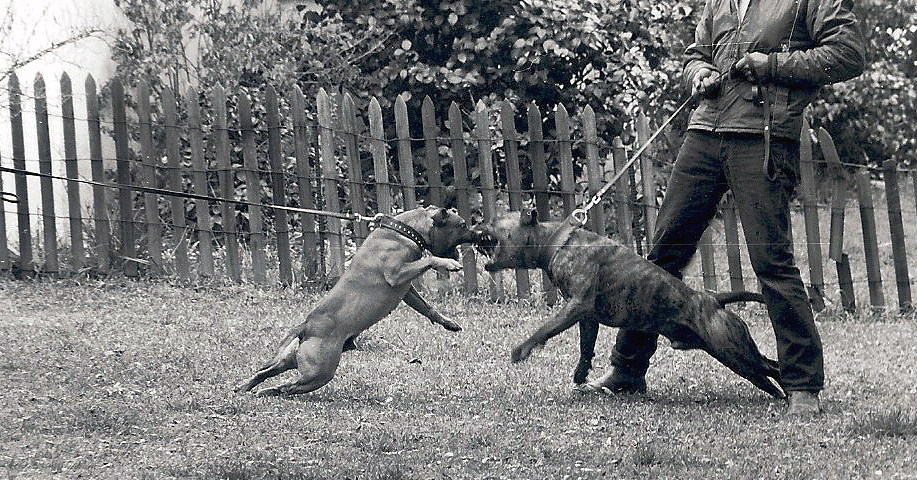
xmin=375 ymin=215 xmax=432 ymax=253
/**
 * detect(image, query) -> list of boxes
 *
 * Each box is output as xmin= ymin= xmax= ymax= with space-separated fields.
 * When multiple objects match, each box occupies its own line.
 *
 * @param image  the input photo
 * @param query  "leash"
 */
xmin=0 ymin=165 xmax=369 ymax=222
xmin=1 ymin=191 xmax=18 ymax=203
xmin=568 ymin=92 xmax=699 ymax=227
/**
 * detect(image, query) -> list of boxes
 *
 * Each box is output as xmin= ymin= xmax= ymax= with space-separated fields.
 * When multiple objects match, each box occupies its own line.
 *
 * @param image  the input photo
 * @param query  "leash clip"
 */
xmin=570 ymin=208 xmax=589 ymax=227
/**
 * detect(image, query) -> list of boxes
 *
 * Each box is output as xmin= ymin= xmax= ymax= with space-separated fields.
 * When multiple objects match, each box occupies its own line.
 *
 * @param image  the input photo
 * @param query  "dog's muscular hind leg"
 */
xmin=234 ymin=335 xmax=300 ymax=393
xmin=255 ymin=337 xmax=343 ymax=397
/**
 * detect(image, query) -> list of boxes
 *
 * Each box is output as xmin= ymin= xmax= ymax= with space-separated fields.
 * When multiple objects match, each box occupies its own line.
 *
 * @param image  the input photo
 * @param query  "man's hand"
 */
xmin=691 ymin=67 xmax=721 ymax=98
xmin=732 ymin=52 xmax=769 ymax=81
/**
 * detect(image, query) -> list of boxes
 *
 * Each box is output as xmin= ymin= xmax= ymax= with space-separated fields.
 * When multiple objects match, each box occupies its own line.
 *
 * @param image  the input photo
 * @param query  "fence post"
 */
xmin=266 ymin=85 xmax=292 ymax=286
xmin=239 ymin=92 xmax=265 ymax=284
xmin=499 ymin=101 xmax=530 ymax=298
xmin=476 ymin=100 xmax=503 ymax=301
xmin=187 ymin=88 xmax=214 ymax=280
xmin=291 ymin=86 xmax=318 ymax=280
xmin=111 ymin=79 xmax=137 ymax=277
xmin=60 ymin=73 xmax=84 ymax=272
xmin=836 ymin=253 xmax=856 ymax=313
xmin=341 ymin=93 xmax=368 ymax=244
xmin=528 ymin=102 xmax=557 ymax=305
xmin=882 ymin=159 xmax=912 ymax=311
xmin=85 ymin=75 xmax=110 ymax=273
xmin=137 ymin=81 xmax=163 ymax=275
xmin=856 ymin=170 xmax=885 ymax=309
xmin=35 ymin=74 xmax=59 ymax=275
xmin=582 ymin=106 xmax=605 ymax=235
xmin=163 ymin=87 xmax=190 ymax=281
xmin=317 ymin=88 xmax=344 ymax=280
xmin=213 ymin=84 xmax=241 ymax=282
xmin=448 ymin=101 xmax=477 ymax=294
xmin=394 ymin=95 xmax=416 ymax=210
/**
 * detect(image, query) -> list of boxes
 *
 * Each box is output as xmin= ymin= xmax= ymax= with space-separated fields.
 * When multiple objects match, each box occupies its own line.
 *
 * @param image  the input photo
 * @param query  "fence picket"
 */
xmin=556 ymin=104 xmax=575 ymax=217
xmin=836 ymin=253 xmax=856 ymax=313
xmin=799 ymin=119 xmax=825 ymax=311
xmin=582 ymin=106 xmax=605 ymax=235
xmin=499 ymin=101 xmax=530 ymax=298
xmin=266 ymin=85 xmax=292 ymax=286
xmin=422 ymin=96 xmax=442 ymax=207
xmin=291 ymin=86 xmax=318 ymax=280
xmin=637 ymin=112 xmax=657 ymax=246
xmin=882 ymin=159 xmax=912 ymax=311
xmin=856 ymin=171 xmax=884 ymax=308
xmin=448 ymin=102 xmax=477 ymax=294
xmin=476 ymin=100 xmax=503 ymax=301
xmin=818 ymin=127 xmax=846 ymax=262
xmin=395 ymin=95 xmax=416 ymax=210
xmin=186 ymin=88 xmax=213 ymax=280
xmin=213 ymin=84 xmax=241 ymax=282
xmin=85 ymin=75 xmax=109 ymax=272
xmin=528 ymin=103 xmax=556 ymax=304
xmin=137 ymin=82 xmax=163 ymax=274
xmin=611 ymin=137 xmax=634 ymax=249
xmin=239 ymin=92 xmax=265 ymax=284
xmin=61 ymin=73 xmax=84 ymax=271
xmin=317 ymin=88 xmax=344 ymax=279
xmin=369 ymin=98 xmax=392 ymax=214
xmin=111 ymin=79 xmax=137 ymax=277
xmin=341 ymin=93 xmax=368 ymax=244
xmin=0 ymin=166 xmax=7 ymax=272
xmin=163 ymin=87 xmax=190 ymax=281
xmin=34 ymin=74 xmax=58 ymax=274
xmin=8 ymin=73 xmax=31 ymax=274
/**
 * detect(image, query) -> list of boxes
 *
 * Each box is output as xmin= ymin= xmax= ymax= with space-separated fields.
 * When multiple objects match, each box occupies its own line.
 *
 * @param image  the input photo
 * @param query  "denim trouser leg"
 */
xmin=609 ymin=130 xmax=823 ymax=392
xmin=724 ymin=135 xmax=823 ymax=392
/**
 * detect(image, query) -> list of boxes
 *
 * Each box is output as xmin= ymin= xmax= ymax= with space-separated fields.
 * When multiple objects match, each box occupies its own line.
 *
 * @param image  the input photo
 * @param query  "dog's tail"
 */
xmin=714 ymin=290 xmax=765 ymax=307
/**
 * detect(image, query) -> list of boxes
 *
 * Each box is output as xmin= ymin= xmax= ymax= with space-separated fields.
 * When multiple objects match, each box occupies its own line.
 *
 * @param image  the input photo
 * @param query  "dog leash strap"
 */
xmin=374 ymin=215 xmax=432 ymax=253
xmin=0 ymin=165 xmax=361 ymax=221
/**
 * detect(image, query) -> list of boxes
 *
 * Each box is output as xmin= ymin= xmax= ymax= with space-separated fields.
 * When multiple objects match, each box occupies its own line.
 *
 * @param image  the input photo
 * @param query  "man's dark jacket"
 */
xmin=684 ymin=0 xmax=865 ymax=140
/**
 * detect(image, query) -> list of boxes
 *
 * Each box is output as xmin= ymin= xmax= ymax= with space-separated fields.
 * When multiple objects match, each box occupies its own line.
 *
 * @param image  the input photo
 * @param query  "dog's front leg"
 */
xmin=384 ymin=257 xmax=462 ymax=287
xmin=512 ymin=298 xmax=592 ymax=363
xmin=573 ymin=319 xmax=599 ymax=384
xmin=402 ymin=285 xmax=462 ymax=331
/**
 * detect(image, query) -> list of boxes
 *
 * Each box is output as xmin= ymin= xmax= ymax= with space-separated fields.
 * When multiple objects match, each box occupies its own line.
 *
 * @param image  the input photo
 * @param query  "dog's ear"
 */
xmin=520 ymin=208 xmax=538 ymax=227
xmin=433 ymin=207 xmax=449 ymax=227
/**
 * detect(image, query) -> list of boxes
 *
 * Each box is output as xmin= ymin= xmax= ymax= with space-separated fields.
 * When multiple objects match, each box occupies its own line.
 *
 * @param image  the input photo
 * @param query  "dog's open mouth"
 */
xmin=474 ymin=231 xmax=497 ymax=258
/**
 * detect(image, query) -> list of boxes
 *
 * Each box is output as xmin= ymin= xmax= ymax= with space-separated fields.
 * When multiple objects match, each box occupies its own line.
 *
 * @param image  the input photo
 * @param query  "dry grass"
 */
xmin=1 ymin=277 xmax=916 ymax=479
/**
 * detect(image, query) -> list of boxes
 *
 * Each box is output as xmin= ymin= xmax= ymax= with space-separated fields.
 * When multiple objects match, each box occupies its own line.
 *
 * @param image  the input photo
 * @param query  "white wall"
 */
xmin=0 ymin=0 xmax=125 ymax=256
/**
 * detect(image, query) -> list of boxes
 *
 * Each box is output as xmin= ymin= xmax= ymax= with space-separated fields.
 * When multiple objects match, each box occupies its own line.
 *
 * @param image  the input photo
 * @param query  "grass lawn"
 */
xmin=1 ymin=278 xmax=916 ymax=479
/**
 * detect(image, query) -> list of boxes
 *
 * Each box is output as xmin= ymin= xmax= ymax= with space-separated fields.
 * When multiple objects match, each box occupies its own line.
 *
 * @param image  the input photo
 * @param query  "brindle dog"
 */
xmin=474 ymin=210 xmax=783 ymax=398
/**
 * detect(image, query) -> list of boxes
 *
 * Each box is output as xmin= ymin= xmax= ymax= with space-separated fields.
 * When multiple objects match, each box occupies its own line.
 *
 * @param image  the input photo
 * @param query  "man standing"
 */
xmin=602 ymin=0 xmax=865 ymax=416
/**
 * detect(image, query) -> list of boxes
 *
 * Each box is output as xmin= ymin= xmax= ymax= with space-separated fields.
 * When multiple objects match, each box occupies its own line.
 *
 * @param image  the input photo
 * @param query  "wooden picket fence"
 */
xmin=1 ymin=71 xmax=916 ymax=313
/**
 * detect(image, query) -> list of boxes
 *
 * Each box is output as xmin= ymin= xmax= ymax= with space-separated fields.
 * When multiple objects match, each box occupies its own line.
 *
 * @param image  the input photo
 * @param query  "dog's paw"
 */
xmin=254 ymin=387 xmax=283 ymax=397
xmin=435 ymin=316 xmax=463 ymax=332
xmin=511 ymin=343 xmax=534 ymax=363
xmin=433 ymin=258 xmax=463 ymax=272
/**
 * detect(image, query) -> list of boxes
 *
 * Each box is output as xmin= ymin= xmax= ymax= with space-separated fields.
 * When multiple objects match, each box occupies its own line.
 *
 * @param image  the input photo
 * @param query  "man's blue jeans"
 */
xmin=610 ymin=130 xmax=824 ymax=392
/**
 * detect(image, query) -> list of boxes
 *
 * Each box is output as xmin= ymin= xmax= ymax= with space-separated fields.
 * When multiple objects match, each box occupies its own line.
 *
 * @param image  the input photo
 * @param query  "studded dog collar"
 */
xmin=374 ymin=215 xmax=432 ymax=253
